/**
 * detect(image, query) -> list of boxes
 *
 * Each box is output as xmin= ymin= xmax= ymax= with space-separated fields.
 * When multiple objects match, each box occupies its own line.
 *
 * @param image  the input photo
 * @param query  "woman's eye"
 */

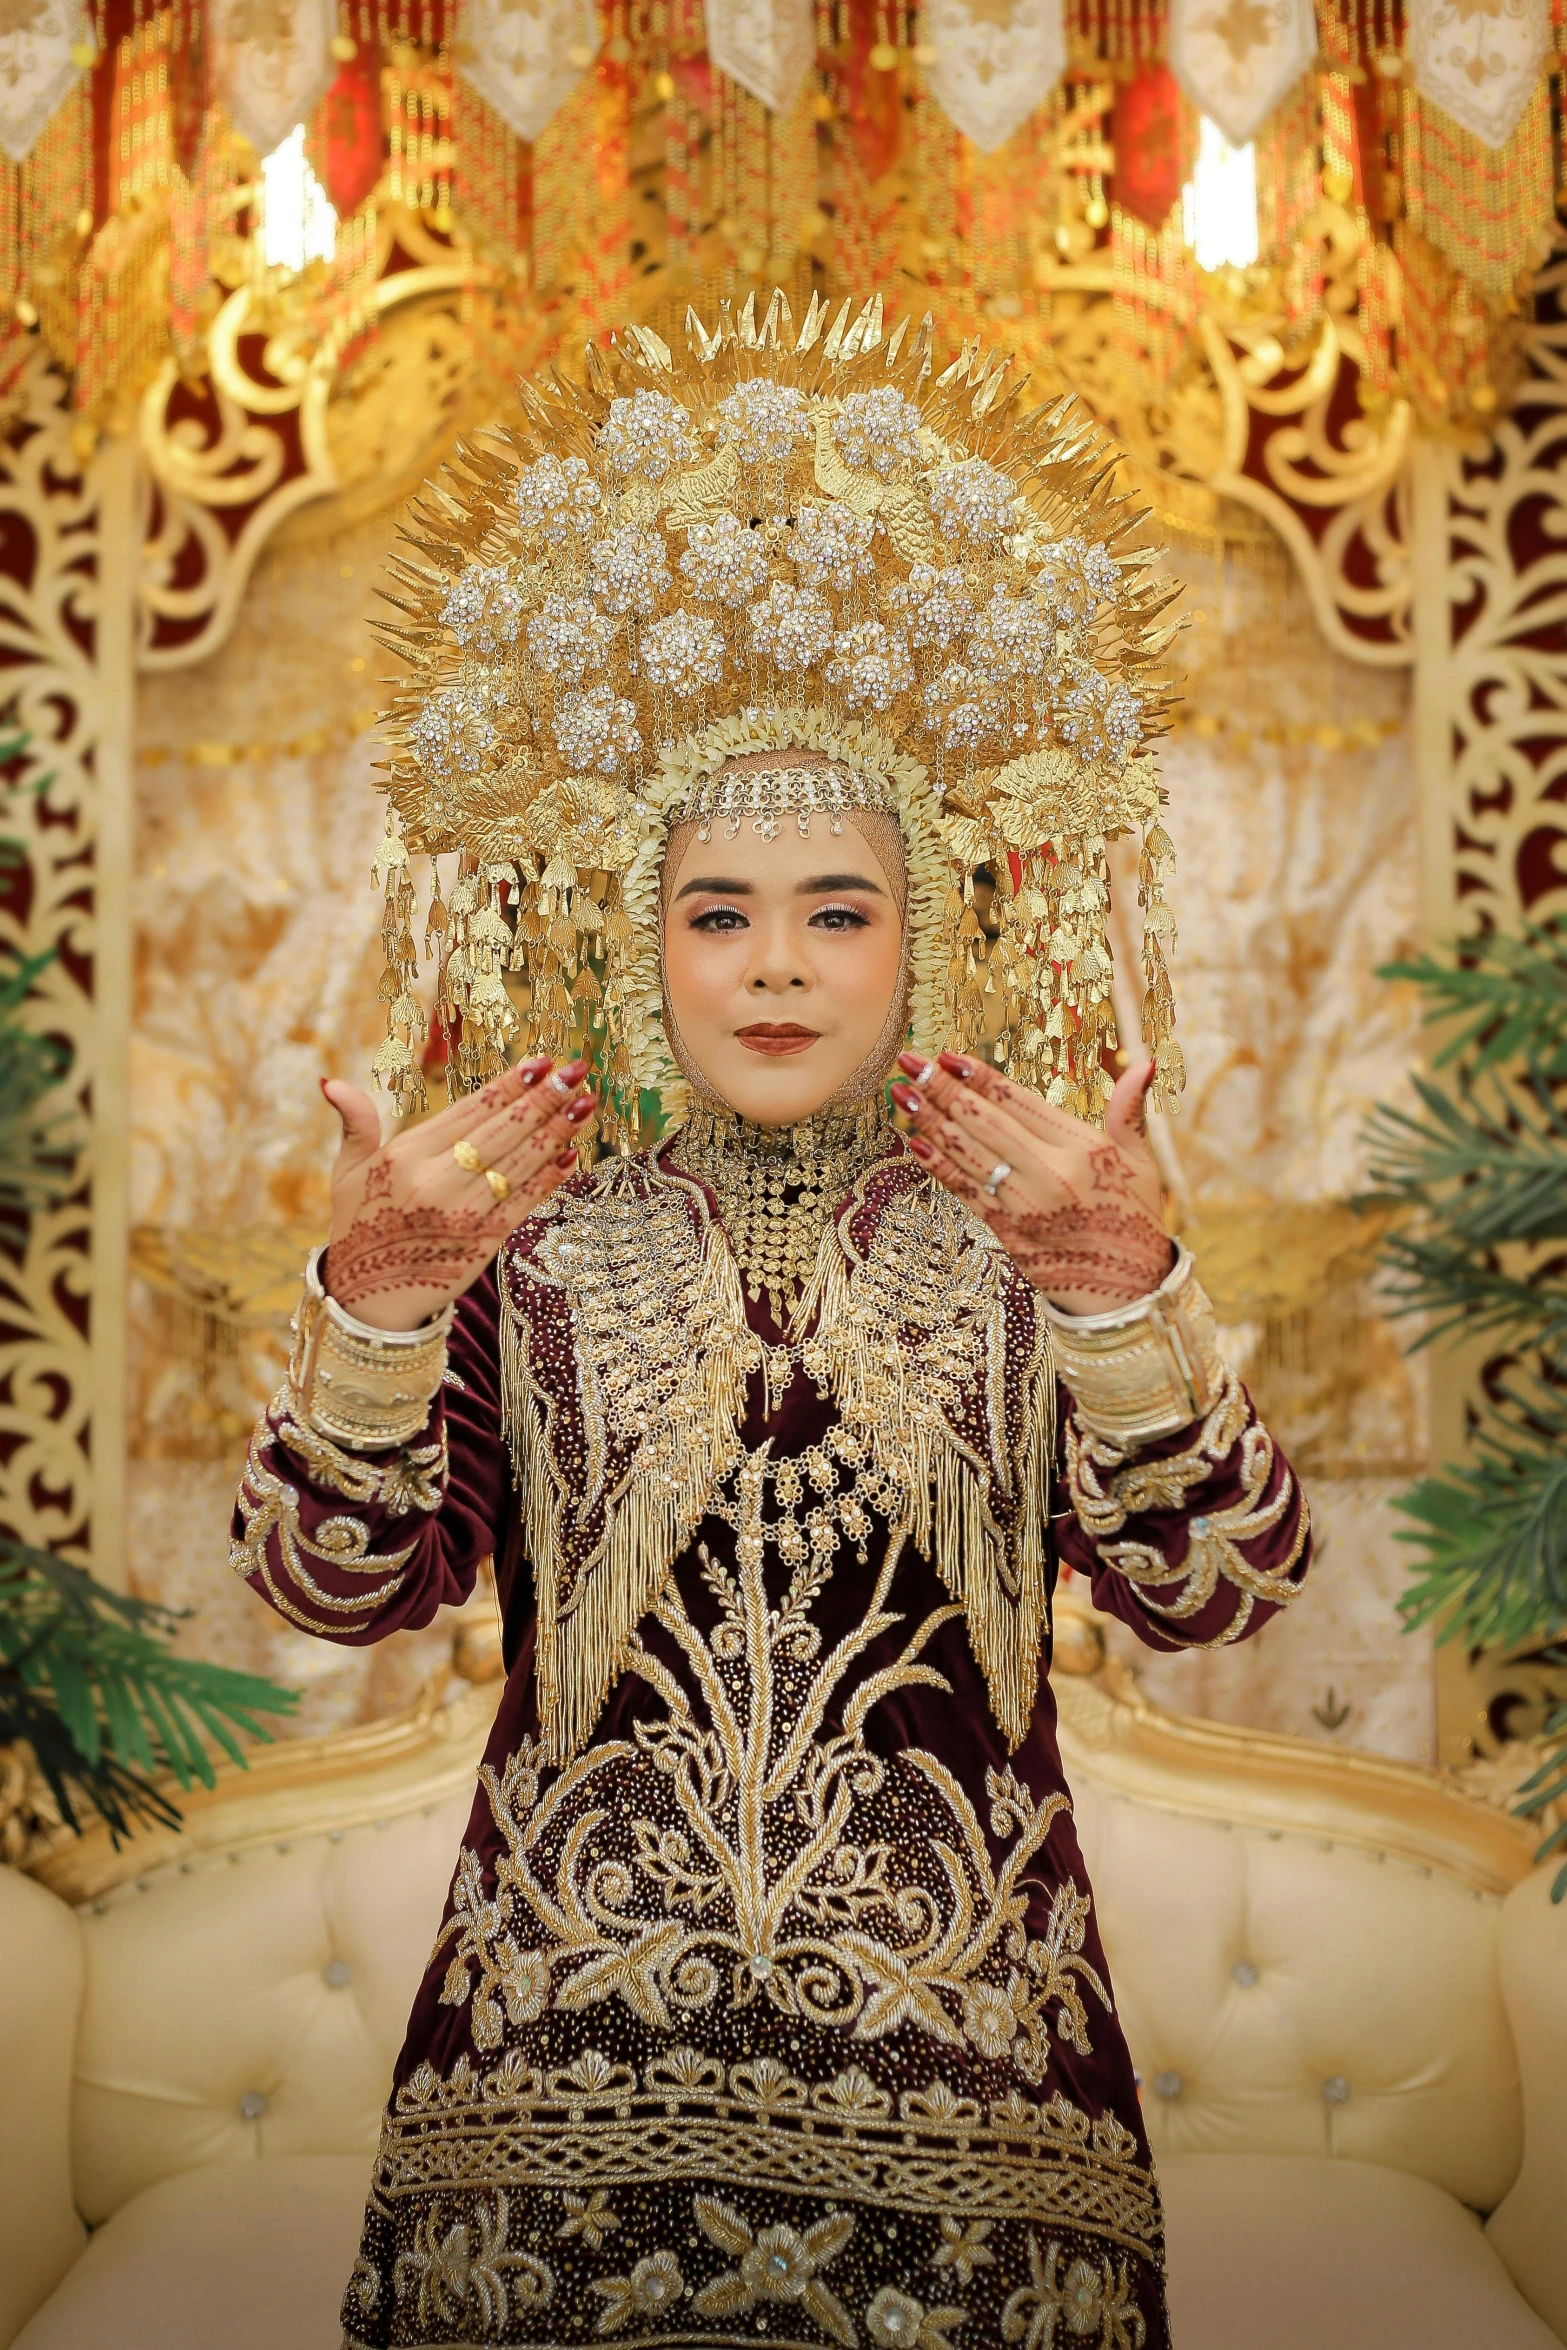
xmin=690 ymin=906 xmax=748 ymax=932
xmin=810 ymin=904 xmax=870 ymax=931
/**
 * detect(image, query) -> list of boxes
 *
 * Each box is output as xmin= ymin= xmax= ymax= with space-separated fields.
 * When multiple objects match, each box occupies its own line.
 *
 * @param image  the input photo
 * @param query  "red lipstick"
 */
xmin=734 ymin=1022 xmax=821 ymax=1057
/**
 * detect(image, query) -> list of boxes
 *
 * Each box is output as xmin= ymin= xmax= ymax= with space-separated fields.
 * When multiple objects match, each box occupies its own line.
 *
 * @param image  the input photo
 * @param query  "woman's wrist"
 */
xmin=289 ymin=1248 xmax=454 ymax=1451
xmin=1040 ymin=1247 xmax=1225 ymax=1445
xmin=321 ymin=1243 xmax=450 ymax=1334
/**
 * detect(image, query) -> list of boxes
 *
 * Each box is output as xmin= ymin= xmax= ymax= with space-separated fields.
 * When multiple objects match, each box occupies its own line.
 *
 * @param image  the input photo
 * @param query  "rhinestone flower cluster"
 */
xmin=598 ymin=390 xmax=697 ymax=483
xmin=441 ymin=564 xmax=525 ymax=654
xmin=793 ymin=502 xmax=878 ymax=595
xmin=527 ymin=596 xmax=614 ymax=684
xmin=515 ymin=453 xmax=601 ymax=543
xmin=641 ymin=609 xmax=727 ymax=698
xmin=715 ymin=379 xmax=811 ymax=466
xmin=680 ymin=513 xmax=771 ymax=607
xmin=589 ymin=525 xmax=671 ymax=617
xmin=749 ymin=582 xmax=835 ymax=674
xmin=831 ymin=386 xmax=923 ymax=478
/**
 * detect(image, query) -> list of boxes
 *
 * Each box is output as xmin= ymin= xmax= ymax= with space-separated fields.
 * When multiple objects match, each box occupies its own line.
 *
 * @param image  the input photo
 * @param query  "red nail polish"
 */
xmin=518 ymin=1057 xmax=552 ymax=1085
xmin=937 ymin=1052 xmax=972 ymax=1078
xmin=556 ymin=1147 xmax=579 ymax=1168
xmin=896 ymin=1050 xmax=926 ymax=1076
xmin=907 ymin=1134 xmax=935 ymax=1160
xmin=565 ymin=1095 xmax=597 ymax=1124
xmin=890 ymin=1084 xmax=922 ymax=1114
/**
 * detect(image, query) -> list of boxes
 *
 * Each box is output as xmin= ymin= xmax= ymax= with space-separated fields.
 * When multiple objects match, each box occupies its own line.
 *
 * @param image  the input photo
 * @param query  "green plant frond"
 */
xmin=1374 ymin=1232 xmax=1567 ymax=1354
xmin=0 ymin=1538 xmax=299 ymax=1839
xmin=1379 ymin=927 xmax=1567 ymax=1078
xmin=1394 ymin=1423 xmax=1567 ymax=1652
xmin=1363 ymin=1081 xmax=1567 ymax=1249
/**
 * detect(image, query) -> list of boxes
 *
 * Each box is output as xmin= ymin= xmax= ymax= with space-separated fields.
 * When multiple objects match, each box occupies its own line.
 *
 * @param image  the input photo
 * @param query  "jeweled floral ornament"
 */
xmin=370 ymin=289 xmax=1183 ymax=1135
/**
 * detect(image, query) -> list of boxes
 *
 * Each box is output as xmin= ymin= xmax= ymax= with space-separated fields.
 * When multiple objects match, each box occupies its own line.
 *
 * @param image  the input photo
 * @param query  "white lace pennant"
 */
xmin=704 ymin=0 xmax=814 ymax=114
xmin=211 ymin=0 xmax=336 ymax=156
xmin=1409 ymin=0 xmax=1549 ymax=149
xmin=922 ymin=0 xmax=1065 ymax=154
xmin=0 ymin=1 xmax=85 ymax=166
xmin=456 ymin=0 xmax=600 ymax=142
xmin=1168 ymin=0 xmax=1315 ymax=148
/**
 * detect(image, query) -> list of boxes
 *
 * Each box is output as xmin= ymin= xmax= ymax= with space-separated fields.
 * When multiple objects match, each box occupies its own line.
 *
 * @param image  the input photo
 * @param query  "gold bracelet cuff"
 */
xmin=286 ymin=1248 xmax=453 ymax=1452
xmin=1042 ymin=1247 xmax=1224 ymax=1447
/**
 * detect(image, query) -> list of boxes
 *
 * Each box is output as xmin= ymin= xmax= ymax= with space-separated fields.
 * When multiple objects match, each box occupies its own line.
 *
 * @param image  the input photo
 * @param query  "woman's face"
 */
xmin=662 ymin=811 xmax=905 ymax=1125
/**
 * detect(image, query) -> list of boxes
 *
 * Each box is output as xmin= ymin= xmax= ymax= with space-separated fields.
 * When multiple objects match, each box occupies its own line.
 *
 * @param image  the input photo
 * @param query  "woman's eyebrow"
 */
xmin=674 ymin=876 xmax=755 ymax=899
xmin=798 ymin=872 xmax=885 ymax=895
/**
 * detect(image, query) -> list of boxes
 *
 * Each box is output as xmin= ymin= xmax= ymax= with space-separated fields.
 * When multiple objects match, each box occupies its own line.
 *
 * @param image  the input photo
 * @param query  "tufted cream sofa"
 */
xmin=2 ymin=1612 xmax=1564 ymax=2350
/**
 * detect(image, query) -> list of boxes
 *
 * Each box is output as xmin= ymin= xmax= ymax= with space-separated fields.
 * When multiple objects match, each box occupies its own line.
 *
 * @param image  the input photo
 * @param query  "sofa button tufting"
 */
xmin=238 ymin=2091 xmax=268 ymax=2120
xmin=1322 ymin=2075 xmax=1350 ymax=2104
xmin=1154 ymin=2071 xmax=1182 ymax=2100
xmin=1231 ymin=1960 xmax=1259 ymax=1987
xmin=324 ymin=1958 xmax=353 ymax=1989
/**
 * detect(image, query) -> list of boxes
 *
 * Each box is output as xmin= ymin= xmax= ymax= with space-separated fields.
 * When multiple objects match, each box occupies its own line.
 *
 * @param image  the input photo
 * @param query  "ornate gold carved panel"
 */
xmin=0 ymin=356 xmax=135 ymax=1584
xmin=1407 ymin=261 xmax=1567 ymax=1763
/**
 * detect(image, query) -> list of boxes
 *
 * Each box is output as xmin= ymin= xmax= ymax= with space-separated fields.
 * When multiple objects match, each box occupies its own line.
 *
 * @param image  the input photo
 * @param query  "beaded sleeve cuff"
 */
xmin=1041 ymin=1247 xmax=1223 ymax=1447
xmin=286 ymin=1248 xmax=453 ymax=1452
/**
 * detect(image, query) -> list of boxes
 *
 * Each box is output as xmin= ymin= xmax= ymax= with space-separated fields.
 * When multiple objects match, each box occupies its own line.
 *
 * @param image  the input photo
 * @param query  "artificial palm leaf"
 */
xmin=1366 ymin=924 xmax=1567 ymax=1897
xmin=0 ymin=1539 xmax=298 ymax=1842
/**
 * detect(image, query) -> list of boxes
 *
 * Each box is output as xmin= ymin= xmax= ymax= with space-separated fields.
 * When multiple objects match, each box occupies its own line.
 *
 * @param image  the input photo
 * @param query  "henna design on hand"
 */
xmin=892 ymin=1052 xmax=1171 ymax=1315
xmin=321 ymin=1075 xmax=596 ymax=1323
xmin=981 ymin=1198 xmax=1173 ymax=1309
xmin=325 ymin=1190 xmax=513 ymax=1308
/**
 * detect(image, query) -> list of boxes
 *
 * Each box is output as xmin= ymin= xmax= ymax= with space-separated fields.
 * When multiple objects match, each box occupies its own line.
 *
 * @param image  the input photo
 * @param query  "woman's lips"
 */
xmin=734 ymin=1023 xmax=821 ymax=1057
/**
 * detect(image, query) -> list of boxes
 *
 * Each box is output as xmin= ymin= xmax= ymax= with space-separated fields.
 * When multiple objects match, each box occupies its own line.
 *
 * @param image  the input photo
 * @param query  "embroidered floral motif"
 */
xmin=867 ymin=2283 xmax=970 ymax=2347
xmin=433 ymin=1527 xmax=1102 ymax=2072
xmin=390 ymin=2193 xmax=553 ymax=2332
xmin=589 ymin=2247 xmax=684 ymax=2333
xmin=1001 ymin=2238 xmax=1147 ymax=2349
xmin=934 ymin=2216 xmax=996 ymax=2285
xmin=558 ymin=2190 xmax=620 ymax=2249
xmin=1066 ymin=1371 xmax=1309 ymax=1647
xmin=692 ymin=2195 xmax=857 ymax=2344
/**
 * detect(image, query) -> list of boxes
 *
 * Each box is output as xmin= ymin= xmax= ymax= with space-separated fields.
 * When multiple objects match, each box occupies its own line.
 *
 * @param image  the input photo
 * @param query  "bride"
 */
xmin=233 ymin=298 xmax=1310 ymax=2350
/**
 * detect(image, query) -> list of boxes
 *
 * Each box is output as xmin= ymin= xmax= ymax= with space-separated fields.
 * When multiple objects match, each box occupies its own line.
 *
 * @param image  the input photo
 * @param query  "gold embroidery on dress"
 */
xmin=1066 ymin=1369 xmax=1310 ymax=1648
xmin=270 ymin=1398 xmax=448 ymax=1516
xmin=1001 ymin=2236 xmax=1148 ymax=2349
xmin=498 ymin=1153 xmax=1055 ymax=1760
xmin=691 ymin=2194 xmax=857 ymax=2341
xmin=390 ymin=2192 xmax=554 ymax=2333
xmin=433 ymin=1529 xmax=1101 ymax=2070
xmin=866 ymin=2282 xmax=970 ymax=2349
xmin=589 ymin=2247 xmax=684 ymax=2333
xmin=229 ymin=1426 xmax=418 ymax=1635
xmin=372 ymin=2052 xmax=1163 ymax=2280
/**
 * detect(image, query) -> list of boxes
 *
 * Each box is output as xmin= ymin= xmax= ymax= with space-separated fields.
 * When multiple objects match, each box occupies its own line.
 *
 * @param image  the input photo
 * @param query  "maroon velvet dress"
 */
xmin=234 ymin=1140 xmax=1310 ymax=2350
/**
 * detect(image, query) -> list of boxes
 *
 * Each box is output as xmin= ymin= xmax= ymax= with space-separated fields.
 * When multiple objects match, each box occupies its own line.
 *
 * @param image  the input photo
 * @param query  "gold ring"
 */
xmin=982 ymin=1160 xmax=1012 ymax=1198
xmin=452 ymin=1139 xmax=484 ymax=1174
xmin=485 ymin=1167 xmax=511 ymax=1202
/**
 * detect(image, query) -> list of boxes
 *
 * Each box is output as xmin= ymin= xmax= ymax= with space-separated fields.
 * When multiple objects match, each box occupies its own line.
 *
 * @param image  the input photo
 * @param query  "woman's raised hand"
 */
xmin=320 ymin=1057 xmax=597 ymax=1332
xmin=890 ymin=1050 xmax=1172 ymax=1318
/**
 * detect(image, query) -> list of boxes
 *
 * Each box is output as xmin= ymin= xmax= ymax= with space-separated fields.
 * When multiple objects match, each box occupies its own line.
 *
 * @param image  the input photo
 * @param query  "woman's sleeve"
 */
xmin=229 ymin=1263 xmax=510 ymax=1645
xmin=1054 ymin=1366 xmax=1313 ymax=1652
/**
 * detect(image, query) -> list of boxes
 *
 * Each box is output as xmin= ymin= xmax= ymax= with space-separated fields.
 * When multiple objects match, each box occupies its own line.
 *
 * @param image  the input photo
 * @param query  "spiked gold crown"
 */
xmin=369 ymin=289 xmax=1183 ymax=1143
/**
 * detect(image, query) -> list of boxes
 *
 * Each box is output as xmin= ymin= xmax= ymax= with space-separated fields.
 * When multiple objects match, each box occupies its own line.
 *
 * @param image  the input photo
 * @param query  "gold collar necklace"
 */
xmin=668 ymin=1100 xmax=895 ymax=1329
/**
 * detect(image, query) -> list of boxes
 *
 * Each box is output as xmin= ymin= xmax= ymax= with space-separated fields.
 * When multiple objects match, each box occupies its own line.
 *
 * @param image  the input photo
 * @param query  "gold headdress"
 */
xmin=370 ymin=290 xmax=1183 ymax=1140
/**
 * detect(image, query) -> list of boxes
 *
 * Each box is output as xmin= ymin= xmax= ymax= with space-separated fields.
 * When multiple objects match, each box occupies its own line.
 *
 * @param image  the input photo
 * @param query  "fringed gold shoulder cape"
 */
xmin=497 ymin=1146 xmax=1056 ymax=1761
